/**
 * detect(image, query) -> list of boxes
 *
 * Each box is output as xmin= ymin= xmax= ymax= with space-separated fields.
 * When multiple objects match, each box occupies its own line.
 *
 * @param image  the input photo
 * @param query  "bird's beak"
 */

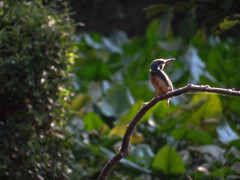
xmin=164 ymin=58 xmax=175 ymax=64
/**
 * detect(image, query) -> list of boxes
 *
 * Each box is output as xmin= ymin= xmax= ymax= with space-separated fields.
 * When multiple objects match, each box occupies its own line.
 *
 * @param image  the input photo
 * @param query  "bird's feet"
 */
xmin=154 ymin=94 xmax=161 ymax=98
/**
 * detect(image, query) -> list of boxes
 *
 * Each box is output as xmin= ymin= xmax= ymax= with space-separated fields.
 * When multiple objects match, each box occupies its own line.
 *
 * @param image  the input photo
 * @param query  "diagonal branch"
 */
xmin=98 ymin=84 xmax=240 ymax=180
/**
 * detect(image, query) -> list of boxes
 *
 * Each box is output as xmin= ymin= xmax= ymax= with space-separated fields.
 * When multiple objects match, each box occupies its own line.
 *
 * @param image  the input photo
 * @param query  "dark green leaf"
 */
xmin=187 ymin=129 xmax=214 ymax=145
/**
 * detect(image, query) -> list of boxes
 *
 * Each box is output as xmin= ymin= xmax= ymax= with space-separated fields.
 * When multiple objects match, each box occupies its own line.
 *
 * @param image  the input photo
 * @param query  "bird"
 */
xmin=150 ymin=58 xmax=175 ymax=107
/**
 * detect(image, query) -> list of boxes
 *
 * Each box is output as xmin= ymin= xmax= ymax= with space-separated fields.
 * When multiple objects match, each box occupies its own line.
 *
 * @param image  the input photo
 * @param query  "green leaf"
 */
xmin=170 ymin=125 xmax=188 ymax=141
xmin=120 ymin=100 xmax=144 ymax=124
xmin=108 ymin=123 xmax=144 ymax=144
xmin=189 ymin=94 xmax=222 ymax=125
xmin=125 ymin=77 xmax=152 ymax=101
xmin=144 ymin=4 xmax=172 ymax=19
xmin=84 ymin=112 xmax=105 ymax=131
xmin=209 ymin=167 xmax=232 ymax=178
xmin=219 ymin=19 xmax=239 ymax=31
xmin=77 ymin=58 xmax=111 ymax=81
xmin=187 ymin=129 xmax=214 ymax=145
xmin=229 ymin=139 xmax=240 ymax=150
xmin=71 ymin=94 xmax=91 ymax=110
xmin=152 ymin=145 xmax=185 ymax=174
xmin=99 ymin=84 xmax=132 ymax=117
xmin=146 ymin=19 xmax=160 ymax=44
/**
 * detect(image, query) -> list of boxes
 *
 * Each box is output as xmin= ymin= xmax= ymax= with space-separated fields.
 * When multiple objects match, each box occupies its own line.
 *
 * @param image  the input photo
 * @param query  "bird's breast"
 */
xmin=150 ymin=71 xmax=173 ymax=94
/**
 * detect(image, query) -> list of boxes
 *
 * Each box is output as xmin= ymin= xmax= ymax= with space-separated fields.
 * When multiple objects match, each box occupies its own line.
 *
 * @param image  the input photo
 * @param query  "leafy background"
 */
xmin=1 ymin=0 xmax=240 ymax=179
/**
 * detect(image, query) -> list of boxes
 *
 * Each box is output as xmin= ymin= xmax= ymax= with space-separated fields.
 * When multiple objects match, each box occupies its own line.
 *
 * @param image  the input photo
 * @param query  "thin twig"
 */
xmin=98 ymin=84 xmax=240 ymax=180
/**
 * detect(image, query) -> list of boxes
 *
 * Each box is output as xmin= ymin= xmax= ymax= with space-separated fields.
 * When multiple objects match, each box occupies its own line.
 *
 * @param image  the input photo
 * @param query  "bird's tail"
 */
xmin=166 ymin=98 xmax=170 ymax=107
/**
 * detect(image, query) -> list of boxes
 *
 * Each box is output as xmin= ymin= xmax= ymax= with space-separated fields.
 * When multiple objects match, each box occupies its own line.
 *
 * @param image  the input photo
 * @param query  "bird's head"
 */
xmin=150 ymin=58 xmax=175 ymax=73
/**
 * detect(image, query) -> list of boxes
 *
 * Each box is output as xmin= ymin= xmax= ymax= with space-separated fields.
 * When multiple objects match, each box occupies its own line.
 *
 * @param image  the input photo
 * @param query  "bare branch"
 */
xmin=98 ymin=84 xmax=240 ymax=180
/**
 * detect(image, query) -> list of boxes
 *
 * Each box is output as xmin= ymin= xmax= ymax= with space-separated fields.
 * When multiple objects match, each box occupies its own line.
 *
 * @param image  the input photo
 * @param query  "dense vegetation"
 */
xmin=0 ymin=0 xmax=74 ymax=179
xmin=1 ymin=0 xmax=240 ymax=179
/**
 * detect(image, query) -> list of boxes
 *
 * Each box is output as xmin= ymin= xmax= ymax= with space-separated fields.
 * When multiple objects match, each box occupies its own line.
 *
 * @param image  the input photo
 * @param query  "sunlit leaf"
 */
xmin=152 ymin=145 xmax=185 ymax=174
xmin=189 ymin=94 xmax=222 ymax=125
xmin=108 ymin=122 xmax=144 ymax=144
xmin=120 ymin=100 xmax=144 ymax=124
xmin=71 ymin=94 xmax=91 ymax=110
xmin=84 ymin=112 xmax=106 ymax=131
xmin=219 ymin=19 xmax=239 ymax=31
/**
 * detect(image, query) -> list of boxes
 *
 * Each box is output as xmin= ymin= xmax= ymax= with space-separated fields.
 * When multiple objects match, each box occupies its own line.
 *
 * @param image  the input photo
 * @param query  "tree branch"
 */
xmin=98 ymin=84 xmax=240 ymax=180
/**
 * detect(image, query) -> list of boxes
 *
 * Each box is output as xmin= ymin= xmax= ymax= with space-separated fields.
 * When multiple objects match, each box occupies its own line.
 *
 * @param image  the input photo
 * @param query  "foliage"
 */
xmin=1 ymin=0 xmax=240 ymax=180
xmin=0 ymin=0 xmax=75 ymax=179
xmin=69 ymin=18 xmax=240 ymax=179
xmin=144 ymin=0 xmax=240 ymax=39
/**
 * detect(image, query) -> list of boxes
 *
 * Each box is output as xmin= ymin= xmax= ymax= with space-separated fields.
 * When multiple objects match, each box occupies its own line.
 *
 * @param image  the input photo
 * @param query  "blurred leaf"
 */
xmin=158 ymin=10 xmax=174 ymax=39
xmin=83 ymin=33 xmax=102 ymax=50
xmin=84 ymin=112 xmax=106 ymax=131
xmin=170 ymin=125 xmax=188 ymax=141
xmin=71 ymin=94 xmax=91 ymax=110
xmin=178 ymin=10 xmax=196 ymax=40
xmin=144 ymin=4 xmax=171 ymax=19
xmin=187 ymin=129 xmax=214 ymax=145
xmin=144 ymin=2 xmax=196 ymax=19
xmin=209 ymin=167 xmax=232 ymax=178
xmin=230 ymin=99 xmax=240 ymax=113
xmin=157 ymin=111 xmax=189 ymax=134
xmin=229 ymin=139 xmax=240 ymax=150
xmin=108 ymin=123 xmax=144 ymax=144
xmin=102 ymin=37 xmax=122 ymax=53
xmin=77 ymin=58 xmax=111 ymax=81
xmin=146 ymin=19 xmax=160 ymax=44
xmin=184 ymin=46 xmax=206 ymax=83
xmin=99 ymin=84 xmax=132 ymax=117
xmin=152 ymin=145 xmax=185 ymax=174
xmin=131 ymin=144 xmax=155 ymax=158
xmin=120 ymin=100 xmax=144 ymax=124
xmin=188 ymin=145 xmax=225 ymax=163
xmin=107 ymin=53 xmax=122 ymax=73
xmin=189 ymin=94 xmax=222 ymax=125
xmin=219 ymin=19 xmax=239 ymax=31
xmin=216 ymin=118 xmax=239 ymax=144
xmin=125 ymin=78 xmax=152 ymax=101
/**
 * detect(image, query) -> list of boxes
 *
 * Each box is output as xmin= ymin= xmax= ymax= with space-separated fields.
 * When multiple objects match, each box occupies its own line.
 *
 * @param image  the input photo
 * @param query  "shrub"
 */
xmin=0 ymin=0 xmax=74 ymax=178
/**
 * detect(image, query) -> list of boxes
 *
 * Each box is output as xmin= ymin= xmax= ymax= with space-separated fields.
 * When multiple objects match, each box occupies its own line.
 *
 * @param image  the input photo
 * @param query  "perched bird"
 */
xmin=150 ymin=58 xmax=175 ymax=107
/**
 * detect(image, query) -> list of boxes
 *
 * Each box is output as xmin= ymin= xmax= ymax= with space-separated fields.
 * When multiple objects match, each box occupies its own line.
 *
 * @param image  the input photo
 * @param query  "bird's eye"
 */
xmin=158 ymin=65 xmax=163 ymax=70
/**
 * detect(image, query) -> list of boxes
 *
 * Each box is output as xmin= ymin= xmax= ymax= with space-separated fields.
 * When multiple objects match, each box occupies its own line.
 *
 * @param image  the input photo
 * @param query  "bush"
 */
xmin=0 ymin=0 xmax=74 ymax=179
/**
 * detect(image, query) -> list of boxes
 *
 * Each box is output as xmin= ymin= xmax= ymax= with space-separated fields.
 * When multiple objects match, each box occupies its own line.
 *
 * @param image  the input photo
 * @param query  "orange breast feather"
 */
xmin=151 ymin=74 xmax=169 ymax=94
